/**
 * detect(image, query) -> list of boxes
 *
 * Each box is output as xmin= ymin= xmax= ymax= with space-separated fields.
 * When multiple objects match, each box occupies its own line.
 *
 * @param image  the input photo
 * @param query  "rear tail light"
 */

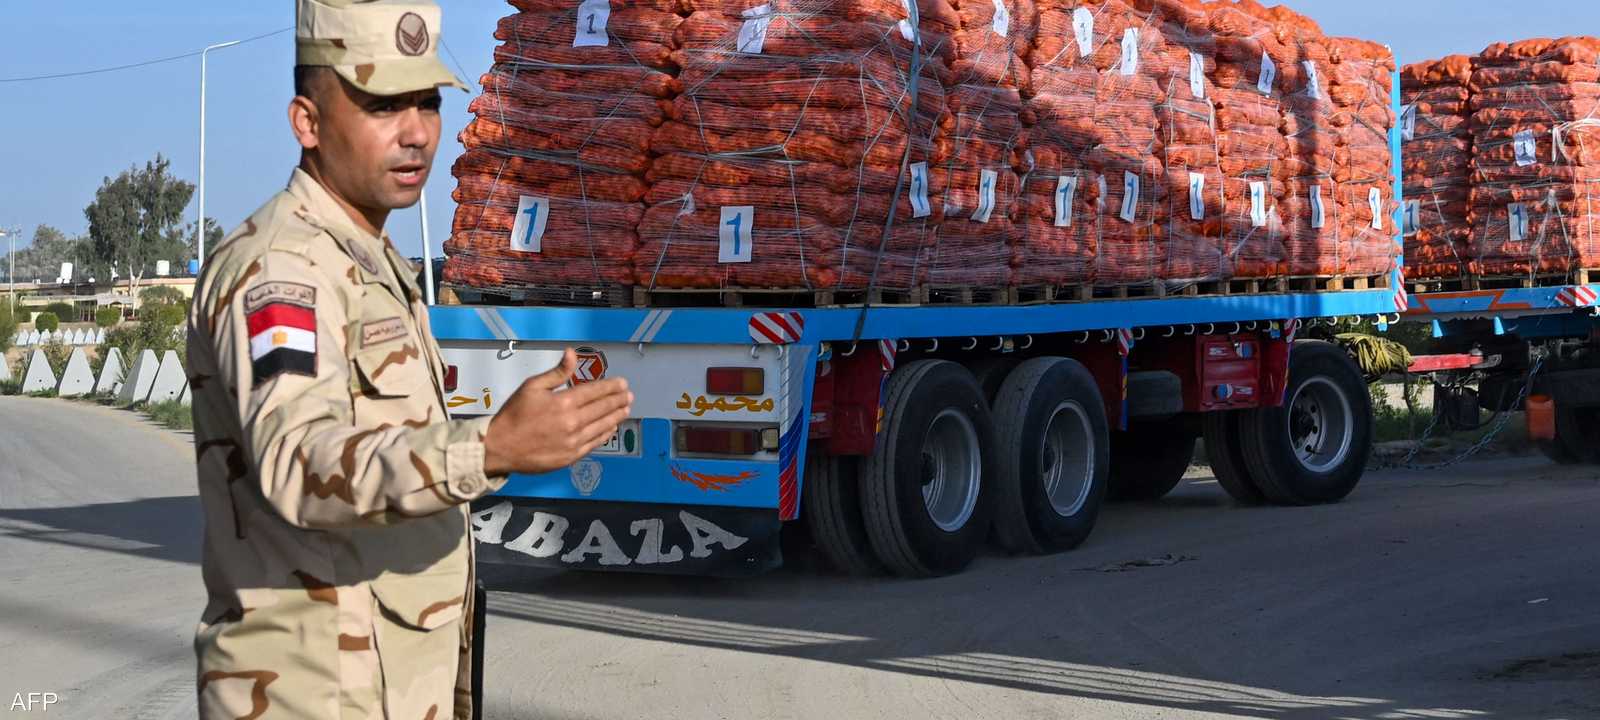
xmin=676 ymin=426 xmax=763 ymax=455
xmin=444 ymin=365 xmax=459 ymax=393
xmin=706 ymin=367 xmax=765 ymax=396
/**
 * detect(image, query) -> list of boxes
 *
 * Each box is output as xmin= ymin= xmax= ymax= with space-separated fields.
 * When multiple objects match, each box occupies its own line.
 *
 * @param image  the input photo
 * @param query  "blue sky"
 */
xmin=0 ymin=1 xmax=1592 ymax=260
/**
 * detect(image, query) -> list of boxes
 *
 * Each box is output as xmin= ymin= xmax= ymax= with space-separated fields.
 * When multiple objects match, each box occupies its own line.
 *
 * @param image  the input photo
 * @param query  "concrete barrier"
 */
xmin=66 ymin=329 xmax=81 ymax=346
xmin=94 ymin=347 xmax=126 ymax=396
xmin=57 ymin=348 xmax=95 ymax=397
xmin=117 ymin=349 xmax=161 ymax=405
xmin=21 ymin=349 xmax=57 ymax=394
xmin=179 ymin=382 xmax=192 ymax=406
xmin=147 ymin=350 xmax=186 ymax=404
xmin=94 ymin=328 xmax=107 ymax=345
xmin=0 ymin=353 xmax=11 ymax=382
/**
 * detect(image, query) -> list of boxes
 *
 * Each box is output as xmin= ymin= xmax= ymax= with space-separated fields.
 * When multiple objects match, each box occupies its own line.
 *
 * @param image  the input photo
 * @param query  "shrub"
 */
xmin=40 ymin=337 xmax=71 ymax=373
xmin=34 ymin=311 xmax=60 ymax=333
xmin=44 ymin=301 xmax=77 ymax=323
xmin=140 ymin=285 xmax=187 ymax=307
xmin=145 ymin=400 xmax=195 ymax=431
xmin=0 ymin=305 xmax=16 ymax=354
xmin=95 ymin=307 xmax=123 ymax=328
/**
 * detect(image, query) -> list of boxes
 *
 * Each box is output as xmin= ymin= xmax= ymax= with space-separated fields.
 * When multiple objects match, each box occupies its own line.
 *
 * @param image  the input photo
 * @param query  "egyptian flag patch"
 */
xmin=247 ymin=301 xmax=317 ymax=383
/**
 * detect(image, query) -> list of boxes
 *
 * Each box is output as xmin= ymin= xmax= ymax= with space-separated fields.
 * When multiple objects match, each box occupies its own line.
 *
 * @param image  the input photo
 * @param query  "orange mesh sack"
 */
xmin=1402 ymin=56 xmax=1474 ymax=279
xmin=445 ymin=4 xmax=681 ymax=294
xmin=639 ymin=2 xmax=953 ymax=292
xmin=1468 ymin=37 xmax=1600 ymax=278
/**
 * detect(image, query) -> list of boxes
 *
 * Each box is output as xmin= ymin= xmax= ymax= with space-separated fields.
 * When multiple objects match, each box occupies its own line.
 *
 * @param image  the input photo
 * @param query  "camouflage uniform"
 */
xmin=186 ymin=2 xmax=487 ymax=718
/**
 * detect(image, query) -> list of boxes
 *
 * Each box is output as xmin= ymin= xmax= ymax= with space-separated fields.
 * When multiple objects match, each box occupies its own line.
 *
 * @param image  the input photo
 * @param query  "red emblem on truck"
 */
xmin=573 ymin=347 xmax=608 ymax=385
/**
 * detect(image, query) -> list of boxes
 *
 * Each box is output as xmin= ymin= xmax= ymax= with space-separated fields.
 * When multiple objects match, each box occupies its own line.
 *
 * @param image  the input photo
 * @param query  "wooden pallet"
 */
xmin=1088 ymin=280 xmax=1167 ymax=300
xmin=1408 ymin=270 xmax=1600 ymax=294
xmin=1011 ymin=284 xmax=1093 ymax=304
xmin=1282 ymin=274 xmax=1387 ymax=293
xmin=443 ymin=283 xmax=632 ymax=308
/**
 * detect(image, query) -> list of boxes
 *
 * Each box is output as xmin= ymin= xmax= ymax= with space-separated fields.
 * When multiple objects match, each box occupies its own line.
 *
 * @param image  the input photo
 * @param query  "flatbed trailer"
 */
xmin=428 ymin=71 xmax=1408 ymax=578
xmin=1401 ymin=282 xmax=1600 ymax=462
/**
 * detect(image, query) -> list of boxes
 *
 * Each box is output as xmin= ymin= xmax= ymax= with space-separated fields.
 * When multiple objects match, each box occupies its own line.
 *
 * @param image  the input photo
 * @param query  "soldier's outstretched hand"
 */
xmin=483 ymin=349 xmax=634 ymax=477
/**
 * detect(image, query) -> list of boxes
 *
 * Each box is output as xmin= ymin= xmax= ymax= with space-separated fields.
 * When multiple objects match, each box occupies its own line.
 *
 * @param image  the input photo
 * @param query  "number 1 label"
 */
xmin=1369 ymin=187 xmax=1385 ymax=230
xmin=1054 ymin=175 xmax=1079 ymax=228
xmin=909 ymin=162 xmax=931 ymax=218
xmin=720 ymin=206 xmax=755 ymax=263
xmin=1509 ymin=203 xmax=1529 ymax=242
xmin=1249 ymin=181 xmax=1268 ymax=227
xmin=573 ymin=0 xmax=611 ymax=47
xmin=972 ymin=169 xmax=999 ymax=223
xmin=1120 ymin=28 xmax=1140 ymax=76
xmin=1072 ymin=8 xmax=1094 ymax=58
xmin=1119 ymin=171 xmax=1140 ymax=223
xmin=1310 ymin=185 xmax=1325 ymax=229
xmin=510 ymin=195 xmax=550 ymax=253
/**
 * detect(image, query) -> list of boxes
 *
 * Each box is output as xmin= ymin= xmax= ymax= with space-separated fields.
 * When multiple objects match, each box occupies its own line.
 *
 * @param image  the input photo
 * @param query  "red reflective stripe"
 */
xmin=246 ymin=303 xmax=315 ymax=337
xmin=768 ymin=313 xmax=799 ymax=339
xmin=751 ymin=318 xmax=787 ymax=344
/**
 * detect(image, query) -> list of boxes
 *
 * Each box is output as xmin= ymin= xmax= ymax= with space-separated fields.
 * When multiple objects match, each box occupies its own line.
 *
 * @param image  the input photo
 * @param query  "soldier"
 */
xmin=185 ymin=1 xmax=634 ymax=717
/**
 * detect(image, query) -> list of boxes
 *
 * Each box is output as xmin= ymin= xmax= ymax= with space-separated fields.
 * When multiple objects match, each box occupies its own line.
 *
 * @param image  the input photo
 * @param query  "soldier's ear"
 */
xmin=289 ymin=94 xmax=320 ymax=151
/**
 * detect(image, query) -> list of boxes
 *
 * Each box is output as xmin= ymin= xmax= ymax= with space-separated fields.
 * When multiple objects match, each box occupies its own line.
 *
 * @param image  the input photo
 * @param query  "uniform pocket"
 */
xmin=369 ymin=566 xmax=467 ymax=631
xmin=352 ymin=343 xmax=428 ymax=400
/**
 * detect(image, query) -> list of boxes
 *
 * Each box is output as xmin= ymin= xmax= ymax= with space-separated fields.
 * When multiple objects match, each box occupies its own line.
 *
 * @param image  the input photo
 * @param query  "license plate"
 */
xmin=592 ymin=421 xmax=640 ymax=456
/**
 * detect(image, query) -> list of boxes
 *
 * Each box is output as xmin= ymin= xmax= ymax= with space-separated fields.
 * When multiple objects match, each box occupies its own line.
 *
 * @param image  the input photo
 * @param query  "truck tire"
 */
xmin=1238 ymin=341 xmax=1373 ymax=505
xmin=802 ymin=452 xmax=883 ymax=576
xmin=1536 ymin=404 xmax=1598 ymax=465
xmin=966 ymin=356 xmax=1022 ymax=405
xmin=861 ymin=360 xmax=996 ymax=577
xmin=1109 ymin=417 xmax=1196 ymax=502
xmin=989 ymin=357 xmax=1109 ymax=555
xmin=1202 ymin=411 xmax=1266 ymax=504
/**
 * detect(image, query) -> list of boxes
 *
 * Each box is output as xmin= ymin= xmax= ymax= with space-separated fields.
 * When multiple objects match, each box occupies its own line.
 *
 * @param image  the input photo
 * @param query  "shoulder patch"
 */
xmin=244 ymin=281 xmax=316 ymax=314
xmin=361 ymin=317 xmax=408 ymax=348
xmin=247 ymin=301 xmax=318 ymax=384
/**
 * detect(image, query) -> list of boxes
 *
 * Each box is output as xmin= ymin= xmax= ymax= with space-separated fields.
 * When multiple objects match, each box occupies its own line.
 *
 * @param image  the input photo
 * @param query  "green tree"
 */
xmin=12 ymin=225 xmax=78 ymax=283
xmin=83 ymin=155 xmax=196 ymax=295
xmin=34 ymin=311 xmax=59 ymax=333
xmin=139 ymin=285 xmax=187 ymax=307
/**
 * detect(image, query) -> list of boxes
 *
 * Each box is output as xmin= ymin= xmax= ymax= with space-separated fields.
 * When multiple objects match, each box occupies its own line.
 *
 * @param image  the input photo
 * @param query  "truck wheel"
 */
xmin=1534 ymin=403 xmax=1600 ymax=465
xmin=861 ymin=360 xmax=996 ymax=577
xmin=802 ymin=452 xmax=883 ymax=576
xmin=1202 ymin=411 xmax=1266 ymax=504
xmin=1109 ymin=417 xmax=1196 ymax=502
xmin=1238 ymin=341 xmax=1373 ymax=505
xmin=989 ymin=357 xmax=1109 ymax=555
xmin=966 ymin=356 xmax=1022 ymax=405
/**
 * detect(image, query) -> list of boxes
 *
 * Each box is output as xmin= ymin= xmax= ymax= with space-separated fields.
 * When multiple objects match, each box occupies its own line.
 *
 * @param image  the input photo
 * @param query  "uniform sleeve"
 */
xmin=203 ymin=251 xmax=504 ymax=529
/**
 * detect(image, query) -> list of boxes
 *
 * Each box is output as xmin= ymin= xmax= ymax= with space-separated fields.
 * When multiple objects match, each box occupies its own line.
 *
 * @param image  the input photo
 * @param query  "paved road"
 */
xmin=2 ymin=395 xmax=1597 ymax=719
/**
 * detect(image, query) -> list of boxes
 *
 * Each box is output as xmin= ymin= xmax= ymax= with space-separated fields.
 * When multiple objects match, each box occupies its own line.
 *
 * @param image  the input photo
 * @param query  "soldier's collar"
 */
xmin=286 ymin=168 xmax=388 ymax=278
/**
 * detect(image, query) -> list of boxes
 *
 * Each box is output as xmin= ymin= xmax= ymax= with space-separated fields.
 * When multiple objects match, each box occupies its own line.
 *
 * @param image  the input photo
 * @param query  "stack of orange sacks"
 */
xmin=1023 ymin=0 xmax=1172 ymax=288
xmin=637 ymin=0 xmax=955 ymax=291
xmin=1401 ymin=55 xmax=1474 ymax=279
xmin=1326 ymin=37 xmax=1399 ymax=276
xmin=1469 ymin=37 xmax=1600 ymax=276
xmin=445 ymin=0 xmax=682 ymax=290
xmin=925 ymin=0 xmax=1034 ymax=290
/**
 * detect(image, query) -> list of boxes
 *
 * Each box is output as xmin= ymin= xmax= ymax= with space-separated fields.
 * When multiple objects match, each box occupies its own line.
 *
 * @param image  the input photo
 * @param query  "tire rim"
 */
xmin=1043 ymin=401 xmax=1095 ymax=517
xmin=1288 ymin=376 xmax=1353 ymax=473
xmin=920 ymin=408 xmax=981 ymax=532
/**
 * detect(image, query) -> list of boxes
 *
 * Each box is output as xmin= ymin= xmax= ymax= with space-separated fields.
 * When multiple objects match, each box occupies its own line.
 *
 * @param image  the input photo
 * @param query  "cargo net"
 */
xmin=445 ymin=0 xmax=684 ymax=299
xmin=1401 ymin=55 xmax=1474 ymax=280
xmin=1468 ymin=37 xmax=1600 ymax=279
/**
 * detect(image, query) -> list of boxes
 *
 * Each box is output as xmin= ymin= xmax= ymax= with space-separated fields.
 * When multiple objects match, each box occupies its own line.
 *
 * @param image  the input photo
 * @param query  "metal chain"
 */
xmin=1370 ymin=356 xmax=1545 ymax=472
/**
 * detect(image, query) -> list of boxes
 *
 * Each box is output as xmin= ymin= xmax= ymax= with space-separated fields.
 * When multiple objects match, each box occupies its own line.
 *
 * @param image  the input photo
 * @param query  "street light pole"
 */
xmin=3 ymin=229 xmax=14 ymax=315
xmin=198 ymin=40 xmax=242 ymax=270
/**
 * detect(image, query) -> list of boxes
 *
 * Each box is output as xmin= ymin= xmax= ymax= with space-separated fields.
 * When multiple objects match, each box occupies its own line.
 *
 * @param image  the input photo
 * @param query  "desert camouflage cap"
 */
xmin=296 ymin=0 xmax=469 ymax=96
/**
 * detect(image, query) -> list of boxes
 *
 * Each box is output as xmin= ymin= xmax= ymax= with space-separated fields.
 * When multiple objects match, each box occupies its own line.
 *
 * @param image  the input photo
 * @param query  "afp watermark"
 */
xmin=10 ymin=693 xmax=60 ymax=712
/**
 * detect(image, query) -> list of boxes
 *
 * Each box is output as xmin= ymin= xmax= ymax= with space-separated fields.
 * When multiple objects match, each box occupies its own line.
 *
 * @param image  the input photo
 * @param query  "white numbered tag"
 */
xmin=908 ymin=162 xmax=931 ymax=218
xmin=972 ymin=169 xmax=999 ymax=223
xmin=1509 ymin=203 xmax=1529 ymax=242
xmin=1310 ymin=185 xmax=1325 ymax=229
xmin=1302 ymin=60 xmax=1321 ymax=99
xmin=1400 ymin=104 xmax=1417 ymax=142
xmin=1188 ymin=172 xmax=1206 ymax=220
xmin=737 ymin=4 xmax=773 ymax=54
xmin=510 ymin=195 xmax=550 ymax=253
xmin=990 ymin=0 xmax=1010 ymax=37
xmin=1403 ymin=200 xmax=1420 ymax=236
xmin=1072 ymin=8 xmax=1094 ymax=58
xmin=1368 ymin=187 xmax=1385 ymax=230
xmin=1257 ymin=51 xmax=1277 ymax=94
xmin=573 ymin=0 xmax=611 ymax=48
xmin=1054 ymin=175 xmax=1079 ymax=228
xmin=719 ymin=206 xmax=755 ymax=263
xmin=1189 ymin=51 xmax=1205 ymax=99
xmin=898 ymin=0 xmax=918 ymax=42
xmin=1514 ymin=130 xmax=1538 ymax=166
xmin=1249 ymin=181 xmax=1268 ymax=227
xmin=1119 ymin=171 xmax=1140 ymax=223
xmin=1120 ymin=28 xmax=1140 ymax=76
